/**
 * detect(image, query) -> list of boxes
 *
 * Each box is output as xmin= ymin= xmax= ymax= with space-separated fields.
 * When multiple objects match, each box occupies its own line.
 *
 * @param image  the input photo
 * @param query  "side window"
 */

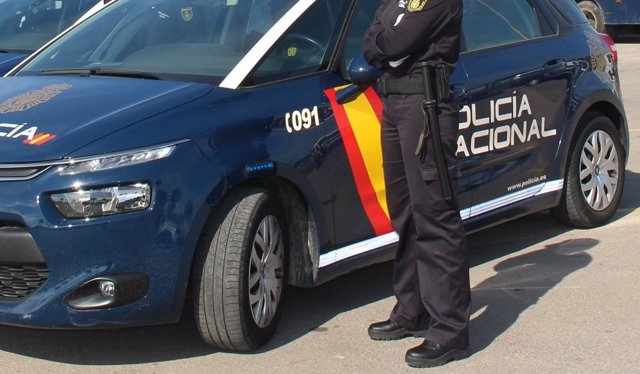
xmin=462 ymin=0 xmax=544 ymax=52
xmin=339 ymin=0 xmax=379 ymax=80
xmin=248 ymin=0 xmax=346 ymax=85
xmin=549 ymin=0 xmax=589 ymax=24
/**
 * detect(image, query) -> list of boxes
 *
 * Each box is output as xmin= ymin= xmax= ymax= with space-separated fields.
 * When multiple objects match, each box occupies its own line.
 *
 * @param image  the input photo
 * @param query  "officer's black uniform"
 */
xmin=363 ymin=0 xmax=470 ymax=367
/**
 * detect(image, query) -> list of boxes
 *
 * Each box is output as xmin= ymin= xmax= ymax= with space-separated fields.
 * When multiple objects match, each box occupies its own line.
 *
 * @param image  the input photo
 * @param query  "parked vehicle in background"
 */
xmin=0 ymin=0 xmax=105 ymax=75
xmin=0 ymin=0 xmax=628 ymax=351
xmin=577 ymin=0 xmax=640 ymax=37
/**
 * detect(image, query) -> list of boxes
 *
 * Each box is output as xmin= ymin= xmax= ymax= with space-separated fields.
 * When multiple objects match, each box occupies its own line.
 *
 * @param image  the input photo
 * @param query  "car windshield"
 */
xmin=17 ymin=0 xmax=299 ymax=82
xmin=0 ymin=0 xmax=97 ymax=53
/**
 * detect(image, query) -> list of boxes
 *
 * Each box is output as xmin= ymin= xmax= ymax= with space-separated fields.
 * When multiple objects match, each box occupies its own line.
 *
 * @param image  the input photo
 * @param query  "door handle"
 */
xmin=542 ymin=59 xmax=567 ymax=75
xmin=451 ymin=84 xmax=468 ymax=100
xmin=514 ymin=59 xmax=568 ymax=81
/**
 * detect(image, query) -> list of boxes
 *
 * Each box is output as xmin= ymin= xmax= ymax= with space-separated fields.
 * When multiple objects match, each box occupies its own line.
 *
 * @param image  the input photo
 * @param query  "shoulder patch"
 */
xmin=407 ymin=0 xmax=428 ymax=12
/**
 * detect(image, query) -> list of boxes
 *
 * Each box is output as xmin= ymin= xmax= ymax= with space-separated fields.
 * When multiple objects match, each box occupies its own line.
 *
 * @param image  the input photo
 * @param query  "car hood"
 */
xmin=0 ymin=52 xmax=28 ymax=76
xmin=0 ymin=76 xmax=212 ymax=163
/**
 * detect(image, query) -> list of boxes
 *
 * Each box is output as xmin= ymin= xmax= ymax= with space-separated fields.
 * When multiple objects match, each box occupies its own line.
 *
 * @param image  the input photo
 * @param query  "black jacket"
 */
xmin=363 ymin=0 xmax=463 ymax=77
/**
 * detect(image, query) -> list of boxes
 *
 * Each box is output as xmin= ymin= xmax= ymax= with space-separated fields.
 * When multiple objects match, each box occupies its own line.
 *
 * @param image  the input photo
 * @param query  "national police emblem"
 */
xmin=585 ymin=31 xmax=615 ymax=87
xmin=0 ymin=84 xmax=72 ymax=114
xmin=408 ymin=0 xmax=428 ymax=12
xmin=181 ymin=7 xmax=193 ymax=22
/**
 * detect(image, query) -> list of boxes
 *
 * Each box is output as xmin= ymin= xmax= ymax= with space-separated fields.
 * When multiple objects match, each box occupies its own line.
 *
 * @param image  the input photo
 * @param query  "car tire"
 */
xmin=192 ymin=187 xmax=287 ymax=351
xmin=553 ymin=113 xmax=625 ymax=228
xmin=578 ymin=0 xmax=605 ymax=33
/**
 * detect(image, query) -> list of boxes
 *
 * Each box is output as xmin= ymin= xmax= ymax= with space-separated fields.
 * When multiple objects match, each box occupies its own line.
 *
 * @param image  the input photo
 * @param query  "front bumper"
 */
xmin=0 ymin=141 xmax=217 ymax=328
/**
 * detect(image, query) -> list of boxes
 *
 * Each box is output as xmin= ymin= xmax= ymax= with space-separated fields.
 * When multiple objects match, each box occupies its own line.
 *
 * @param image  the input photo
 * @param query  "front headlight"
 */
xmin=51 ymin=183 xmax=151 ymax=219
xmin=57 ymin=144 xmax=178 ymax=176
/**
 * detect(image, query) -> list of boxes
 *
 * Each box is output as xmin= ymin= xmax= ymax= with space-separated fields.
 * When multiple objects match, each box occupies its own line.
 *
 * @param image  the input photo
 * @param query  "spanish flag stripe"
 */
xmin=363 ymin=86 xmax=383 ymax=124
xmin=325 ymin=88 xmax=393 ymax=236
xmin=341 ymin=91 xmax=391 ymax=222
xmin=26 ymin=133 xmax=47 ymax=144
xmin=33 ymin=134 xmax=56 ymax=145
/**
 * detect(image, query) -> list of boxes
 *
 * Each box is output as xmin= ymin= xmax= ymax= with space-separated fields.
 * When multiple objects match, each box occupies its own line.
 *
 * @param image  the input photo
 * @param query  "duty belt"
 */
xmin=378 ymin=78 xmax=425 ymax=95
xmin=378 ymin=65 xmax=451 ymax=101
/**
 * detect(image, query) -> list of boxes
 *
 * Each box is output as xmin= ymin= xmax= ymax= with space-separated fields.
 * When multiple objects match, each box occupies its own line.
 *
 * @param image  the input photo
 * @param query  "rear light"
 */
xmin=599 ymin=33 xmax=618 ymax=62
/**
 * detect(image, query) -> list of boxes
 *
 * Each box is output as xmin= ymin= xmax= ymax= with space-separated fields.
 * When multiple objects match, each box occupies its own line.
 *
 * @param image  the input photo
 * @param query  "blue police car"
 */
xmin=0 ymin=0 xmax=628 ymax=351
xmin=0 ymin=0 xmax=104 ymax=75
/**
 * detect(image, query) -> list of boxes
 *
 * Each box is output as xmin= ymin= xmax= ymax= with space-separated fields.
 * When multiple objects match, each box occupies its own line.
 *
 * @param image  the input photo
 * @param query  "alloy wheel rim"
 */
xmin=248 ymin=215 xmax=284 ymax=328
xmin=579 ymin=130 xmax=619 ymax=211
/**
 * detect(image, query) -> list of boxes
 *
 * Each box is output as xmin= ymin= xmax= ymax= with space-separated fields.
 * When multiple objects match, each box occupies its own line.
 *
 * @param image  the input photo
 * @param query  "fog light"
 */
xmin=51 ymin=183 xmax=151 ymax=218
xmin=64 ymin=273 xmax=149 ymax=310
xmin=99 ymin=280 xmax=116 ymax=297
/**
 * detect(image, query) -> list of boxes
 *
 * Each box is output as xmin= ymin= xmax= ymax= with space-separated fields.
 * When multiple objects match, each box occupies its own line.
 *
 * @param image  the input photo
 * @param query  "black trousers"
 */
xmin=382 ymin=93 xmax=470 ymax=348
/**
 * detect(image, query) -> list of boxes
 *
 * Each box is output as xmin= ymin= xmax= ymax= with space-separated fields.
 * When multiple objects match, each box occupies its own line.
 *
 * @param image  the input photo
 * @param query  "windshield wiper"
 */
xmin=40 ymin=69 xmax=94 ymax=76
xmin=91 ymin=69 xmax=162 ymax=80
xmin=40 ymin=68 xmax=162 ymax=80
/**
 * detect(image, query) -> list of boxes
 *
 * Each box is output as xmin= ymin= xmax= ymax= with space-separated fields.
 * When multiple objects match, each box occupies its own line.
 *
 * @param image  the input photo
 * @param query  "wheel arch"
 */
xmin=552 ymin=109 xmax=625 ymax=227
xmin=241 ymin=175 xmax=323 ymax=288
xmin=558 ymin=95 xmax=628 ymax=179
xmin=189 ymin=174 xmax=324 ymax=293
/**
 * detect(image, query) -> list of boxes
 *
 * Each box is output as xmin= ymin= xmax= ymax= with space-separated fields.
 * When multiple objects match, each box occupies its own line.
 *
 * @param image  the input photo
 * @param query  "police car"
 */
xmin=0 ymin=0 xmax=628 ymax=351
xmin=0 ymin=0 xmax=106 ymax=75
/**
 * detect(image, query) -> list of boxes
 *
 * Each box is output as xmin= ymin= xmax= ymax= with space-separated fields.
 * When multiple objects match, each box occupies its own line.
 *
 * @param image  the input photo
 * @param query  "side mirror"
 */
xmin=349 ymin=53 xmax=383 ymax=85
xmin=336 ymin=54 xmax=382 ymax=104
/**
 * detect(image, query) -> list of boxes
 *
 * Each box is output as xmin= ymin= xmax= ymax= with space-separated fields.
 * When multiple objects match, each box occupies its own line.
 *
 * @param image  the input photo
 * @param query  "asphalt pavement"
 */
xmin=1 ymin=42 xmax=639 ymax=374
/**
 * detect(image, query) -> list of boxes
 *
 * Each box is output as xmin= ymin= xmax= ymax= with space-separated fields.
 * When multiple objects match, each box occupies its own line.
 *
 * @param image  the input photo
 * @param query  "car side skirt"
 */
xmin=313 ymin=180 xmax=563 ymax=286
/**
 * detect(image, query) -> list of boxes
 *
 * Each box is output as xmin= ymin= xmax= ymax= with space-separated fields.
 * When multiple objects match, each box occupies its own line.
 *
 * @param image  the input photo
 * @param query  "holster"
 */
xmin=375 ymin=63 xmax=454 ymax=200
xmin=435 ymin=64 xmax=451 ymax=101
xmin=416 ymin=62 xmax=453 ymax=201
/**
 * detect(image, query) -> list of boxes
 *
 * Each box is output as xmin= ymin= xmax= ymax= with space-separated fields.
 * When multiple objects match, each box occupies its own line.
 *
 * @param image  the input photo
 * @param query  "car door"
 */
xmin=322 ymin=0 xmax=473 ymax=263
xmin=458 ymin=0 xmax=572 ymax=221
xmin=240 ymin=0 xmax=354 ymax=262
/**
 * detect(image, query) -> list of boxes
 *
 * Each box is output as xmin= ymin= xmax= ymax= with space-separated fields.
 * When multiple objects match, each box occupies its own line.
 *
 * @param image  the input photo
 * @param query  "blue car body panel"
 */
xmin=0 ymin=77 xmax=212 ymax=162
xmin=0 ymin=0 xmax=628 ymax=330
xmin=0 ymin=140 xmax=217 ymax=327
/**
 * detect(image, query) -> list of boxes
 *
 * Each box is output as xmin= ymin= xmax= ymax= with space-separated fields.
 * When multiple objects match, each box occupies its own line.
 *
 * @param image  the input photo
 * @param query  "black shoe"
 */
xmin=405 ymin=340 xmax=469 ymax=368
xmin=367 ymin=320 xmax=427 ymax=341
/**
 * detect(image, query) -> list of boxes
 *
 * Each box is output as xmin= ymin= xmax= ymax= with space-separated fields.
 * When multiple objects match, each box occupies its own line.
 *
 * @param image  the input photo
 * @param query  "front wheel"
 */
xmin=192 ymin=187 xmax=287 ymax=351
xmin=553 ymin=114 xmax=625 ymax=228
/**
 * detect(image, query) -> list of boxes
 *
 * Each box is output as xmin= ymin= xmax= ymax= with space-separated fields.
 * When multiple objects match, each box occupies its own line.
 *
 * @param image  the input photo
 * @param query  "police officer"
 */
xmin=363 ymin=0 xmax=470 ymax=368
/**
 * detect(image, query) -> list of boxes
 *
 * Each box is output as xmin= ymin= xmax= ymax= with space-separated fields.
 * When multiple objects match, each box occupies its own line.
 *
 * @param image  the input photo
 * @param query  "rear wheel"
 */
xmin=578 ymin=0 xmax=605 ymax=33
xmin=553 ymin=114 xmax=625 ymax=227
xmin=193 ymin=187 xmax=287 ymax=351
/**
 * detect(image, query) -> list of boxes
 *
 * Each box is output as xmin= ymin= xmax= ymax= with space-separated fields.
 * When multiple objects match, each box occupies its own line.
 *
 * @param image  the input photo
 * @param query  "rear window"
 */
xmin=548 ymin=0 xmax=589 ymax=25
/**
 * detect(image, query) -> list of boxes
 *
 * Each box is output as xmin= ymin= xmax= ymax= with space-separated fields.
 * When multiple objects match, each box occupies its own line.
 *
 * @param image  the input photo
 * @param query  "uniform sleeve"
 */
xmin=365 ymin=0 xmax=454 ymax=68
xmin=362 ymin=0 xmax=390 ymax=68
